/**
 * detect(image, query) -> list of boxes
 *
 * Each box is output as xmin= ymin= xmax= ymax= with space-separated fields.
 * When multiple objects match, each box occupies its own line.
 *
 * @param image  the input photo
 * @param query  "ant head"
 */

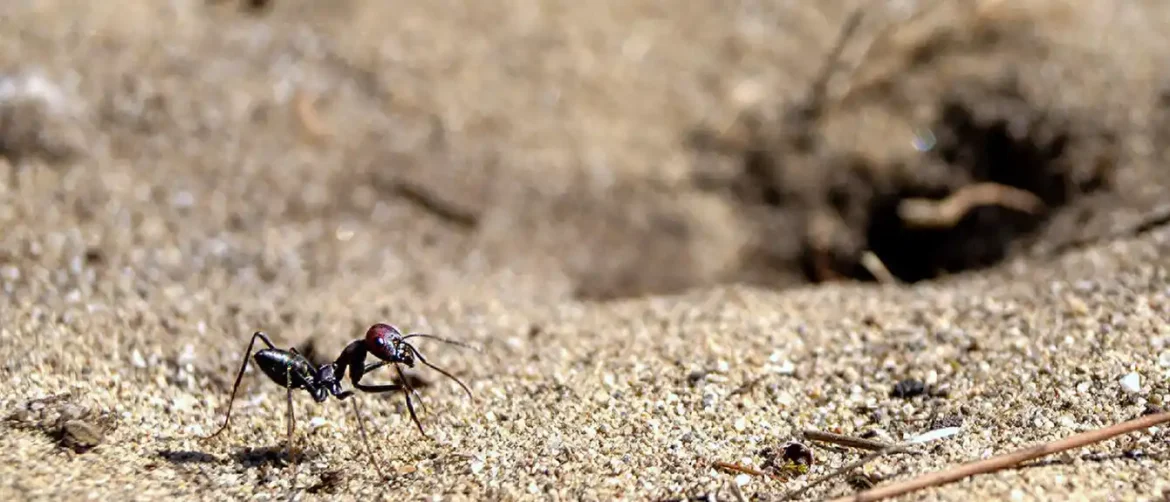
xmin=365 ymin=323 xmax=415 ymax=366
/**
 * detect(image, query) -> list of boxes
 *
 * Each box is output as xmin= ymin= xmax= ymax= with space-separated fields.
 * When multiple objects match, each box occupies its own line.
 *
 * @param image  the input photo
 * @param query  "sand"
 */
xmin=2 ymin=0 xmax=1169 ymax=501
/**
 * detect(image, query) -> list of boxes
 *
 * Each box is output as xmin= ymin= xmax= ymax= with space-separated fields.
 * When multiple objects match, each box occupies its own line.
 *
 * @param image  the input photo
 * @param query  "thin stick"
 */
xmin=785 ymin=427 xmax=961 ymax=500
xmin=802 ymin=8 xmax=865 ymax=117
xmin=829 ymin=410 xmax=1170 ymax=502
xmin=897 ymin=182 xmax=1045 ymax=229
xmin=713 ymin=460 xmax=773 ymax=478
xmin=803 ymin=430 xmax=895 ymax=452
xmin=293 ymin=88 xmax=331 ymax=144
xmin=728 ymin=479 xmax=749 ymax=502
xmin=859 ymin=251 xmax=896 ymax=285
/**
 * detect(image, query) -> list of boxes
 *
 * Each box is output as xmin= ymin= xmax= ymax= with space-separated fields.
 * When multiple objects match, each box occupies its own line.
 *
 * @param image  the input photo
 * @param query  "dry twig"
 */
xmin=803 ymin=430 xmax=895 ymax=453
xmin=858 ymin=252 xmax=896 ymax=285
xmin=829 ymin=409 xmax=1170 ymax=502
xmin=897 ymin=182 xmax=1045 ymax=229
xmin=293 ymin=89 xmax=332 ymax=144
xmin=784 ymin=427 xmax=961 ymax=501
xmin=714 ymin=460 xmax=773 ymax=479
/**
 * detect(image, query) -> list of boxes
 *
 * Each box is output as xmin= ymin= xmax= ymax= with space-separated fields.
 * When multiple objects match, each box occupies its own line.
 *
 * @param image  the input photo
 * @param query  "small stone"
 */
xmin=308 ymin=417 xmax=331 ymax=431
xmin=781 ymin=442 xmax=814 ymax=466
xmin=733 ymin=417 xmax=746 ymax=432
xmin=930 ymin=413 xmax=964 ymax=429
xmin=57 ymin=403 xmax=87 ymax=422
xmin=130 ymin=350 xmax=147 ymax=369
xmin=687 ymin=371 xmax=707 ymax=385
xmin=1120 ymin=372 xmax=1142 ymax=394
xmin=770 ymin=360 xmax=795 ymax=375
xmin=61 ymin=420 xmax=103 ymax=453
xmin=470 ymin=460 xmax=485 ymax=474
xmin=891 ymin=378 xmax=926 ymax=398
xmin=178 ymin=344 xmax=196 ymax=364
xmin=734 ymin=473 xmax=751 ymax=487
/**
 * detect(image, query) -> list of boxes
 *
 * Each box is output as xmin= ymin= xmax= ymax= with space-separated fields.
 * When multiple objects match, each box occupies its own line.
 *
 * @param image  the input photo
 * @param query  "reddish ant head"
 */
xmin=364 ymin=323 xmax=415 ymax=366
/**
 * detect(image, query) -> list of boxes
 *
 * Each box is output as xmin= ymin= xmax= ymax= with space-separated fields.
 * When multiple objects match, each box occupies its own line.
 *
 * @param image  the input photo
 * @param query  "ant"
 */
xmin=199 ymin=323 xmax=477 ymax=497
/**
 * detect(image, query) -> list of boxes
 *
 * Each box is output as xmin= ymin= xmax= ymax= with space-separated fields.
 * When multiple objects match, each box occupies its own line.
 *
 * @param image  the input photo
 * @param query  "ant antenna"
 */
xmin=402 ymin=332 xmax=482 ymax=352
xmin=403 ymin=344 xmax=474 ymax=400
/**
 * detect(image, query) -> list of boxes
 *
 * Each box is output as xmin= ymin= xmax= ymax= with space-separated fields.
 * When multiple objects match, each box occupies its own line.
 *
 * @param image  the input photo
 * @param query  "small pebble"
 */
xmin=308 ymin=417 xmax=331 ymax=431
xmin=891 ymin=378 xmax=926 ymax=398
xmin=61 ymin=420 xmax=103 ymax=453
xmin=781 ymin=442 xmax=814 ymax=466
xmin=1120 ymin=372 xmax=1142 ymax=394
xmin=733 ymin=417 xmax=746 ymax=432
xmin=130 ymin=350 xmax=147 ymax=369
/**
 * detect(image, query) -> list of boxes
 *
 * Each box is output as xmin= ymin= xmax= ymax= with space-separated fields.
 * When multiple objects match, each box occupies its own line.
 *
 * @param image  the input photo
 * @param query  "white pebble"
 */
xmin=470 ymin=460 xmax=485 ymax=474
xmin=925 ymin=369 xmax=938 ymax=386
xmin=733 ymin=417 xmax=746 ymax=432
xmin=130 ymin=349 xmax=147 ymax=368
xmin=734 ymin=473 xmax=751 ymax=487
xmin=308 ymin=417 xmax=330 ymax=431
xmin=1120 ymin=372 xmax=1142 ymax=394
xmin=178 ymin=344 xmax=197 ymax=364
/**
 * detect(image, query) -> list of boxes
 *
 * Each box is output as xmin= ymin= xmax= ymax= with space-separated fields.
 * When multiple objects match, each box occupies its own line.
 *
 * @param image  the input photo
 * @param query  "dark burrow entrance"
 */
xmin=689 ymin=79 xmax=1120 ymax=291
xmin=860 ymin=93 xmax=1115 ymax=284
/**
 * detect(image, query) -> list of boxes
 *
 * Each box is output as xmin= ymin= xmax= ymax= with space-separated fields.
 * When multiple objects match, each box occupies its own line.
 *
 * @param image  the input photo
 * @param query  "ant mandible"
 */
xmin=199 ymin=323 xmax=477 ymax=497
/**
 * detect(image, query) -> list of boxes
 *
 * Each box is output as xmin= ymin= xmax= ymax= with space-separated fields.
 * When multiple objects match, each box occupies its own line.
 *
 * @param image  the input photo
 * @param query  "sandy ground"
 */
xmin=2 ymin=0 xmax=1170 ymax=501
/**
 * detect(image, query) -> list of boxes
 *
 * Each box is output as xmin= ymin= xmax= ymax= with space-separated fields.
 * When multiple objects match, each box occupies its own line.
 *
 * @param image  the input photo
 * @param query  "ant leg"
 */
xmin=348 ymin=399 xmax=376 ymax=469
xmin=352 ymin=379 xmax=424 ymax=438
xmin=202 ymin=331 xmax=278 ymax=440
xmin=363 ymin=361 xmax=389 ymax=374
xmin=364 ymin=360 xmax=429 ymax=417
xmin=286 ymin=366 xmax=298 ymax=501
xmin=393 ymin=364 xmax=428 ymax=438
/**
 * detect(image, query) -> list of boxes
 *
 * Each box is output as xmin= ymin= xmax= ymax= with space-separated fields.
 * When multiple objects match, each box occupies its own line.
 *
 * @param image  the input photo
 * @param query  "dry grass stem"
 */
xmin=714 ymin=460 xmax=773 ymax=479
xmin=830 ymin=410 xmax=1170 ymax=502
xmin=897 ymin=182 xmax=1045 ymax=229
xmin=293 ymin=89 xmax=332 ymax=144
xmin=859 ymin=251 xmax=897 ymax=285
xmin=803 ymin=430 xmax=895 ymax=453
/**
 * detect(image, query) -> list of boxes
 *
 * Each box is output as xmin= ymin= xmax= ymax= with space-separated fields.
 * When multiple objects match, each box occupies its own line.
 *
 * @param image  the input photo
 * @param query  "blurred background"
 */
xmin=4 ymin=0 xmax=1170 ymax=309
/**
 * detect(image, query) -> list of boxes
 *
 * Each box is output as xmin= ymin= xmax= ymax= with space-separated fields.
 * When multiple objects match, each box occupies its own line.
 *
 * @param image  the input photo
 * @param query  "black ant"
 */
xmin=199 ymin=323 xmax=477 ymax=497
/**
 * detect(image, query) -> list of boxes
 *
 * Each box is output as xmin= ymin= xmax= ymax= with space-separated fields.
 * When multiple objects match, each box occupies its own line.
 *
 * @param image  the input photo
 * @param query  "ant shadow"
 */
xmin=231 ymin=445 xmax=320 ymax=468
xmin=156 ymin=449 xmax=219 ymax=465
xmin=156 ymin=445 xmax=320 ymax=469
